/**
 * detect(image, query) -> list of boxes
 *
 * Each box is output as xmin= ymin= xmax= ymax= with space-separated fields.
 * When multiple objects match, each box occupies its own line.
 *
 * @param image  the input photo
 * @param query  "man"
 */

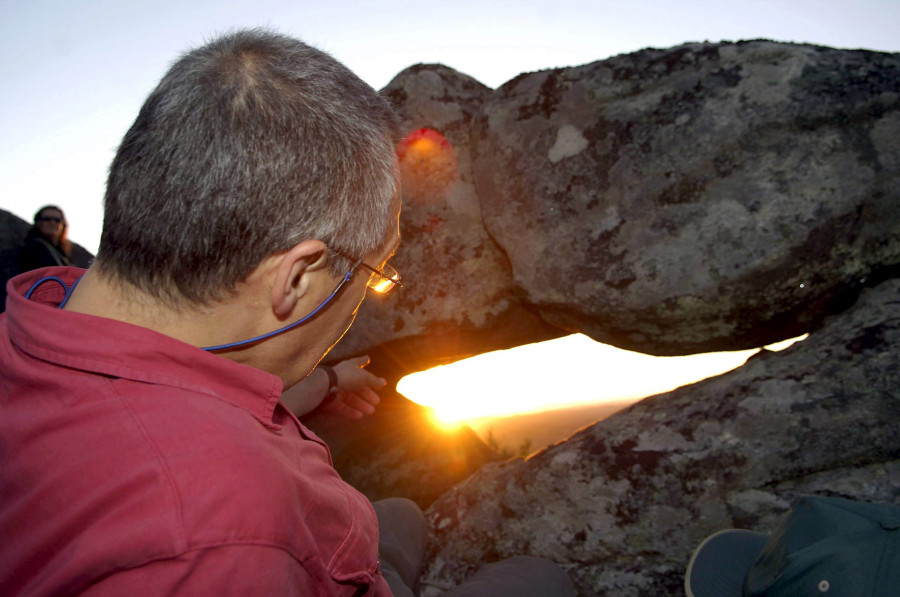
xmin=1 ymin=29 xmax=401 ymax=595
xmin=1 ymin=29 xmax=576 ymax=597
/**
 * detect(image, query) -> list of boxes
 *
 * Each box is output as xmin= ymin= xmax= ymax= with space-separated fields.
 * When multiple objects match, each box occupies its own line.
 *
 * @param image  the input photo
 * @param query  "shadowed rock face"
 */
xmin=473 ymin=41 xmax=900 ymax=355
xmin=317 ymin=65 xmax=565 ymax=509
xmin=331 ymin=64 xmax=565 ymax=376
xmin=419 ymin=278 xmax=900 ymax=596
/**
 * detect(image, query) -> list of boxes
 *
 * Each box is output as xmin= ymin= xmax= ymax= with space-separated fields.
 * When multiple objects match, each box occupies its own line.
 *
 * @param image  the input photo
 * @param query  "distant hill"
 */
xmin=466 ymin=398 xmax=642 ymax=457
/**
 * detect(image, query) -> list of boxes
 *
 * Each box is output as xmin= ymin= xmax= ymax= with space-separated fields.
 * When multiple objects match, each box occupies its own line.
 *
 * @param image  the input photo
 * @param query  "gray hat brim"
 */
xmin=685 ymin=529 xmax=768 ymax=597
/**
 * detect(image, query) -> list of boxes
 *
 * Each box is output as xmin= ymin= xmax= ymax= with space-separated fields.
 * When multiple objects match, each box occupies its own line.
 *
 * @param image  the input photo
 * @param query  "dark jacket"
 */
xmin=17 ymin=229 xmax=71 ymax=273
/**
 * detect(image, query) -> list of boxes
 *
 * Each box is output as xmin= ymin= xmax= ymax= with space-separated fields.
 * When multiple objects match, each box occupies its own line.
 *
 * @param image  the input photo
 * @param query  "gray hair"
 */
xmin=96 ymin=28 xmax=400 ymax=304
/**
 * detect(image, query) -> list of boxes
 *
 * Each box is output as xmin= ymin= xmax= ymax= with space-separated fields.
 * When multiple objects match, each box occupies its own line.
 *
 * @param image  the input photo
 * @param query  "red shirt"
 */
xmin=0 ymin=267 xmax=391 ymax=596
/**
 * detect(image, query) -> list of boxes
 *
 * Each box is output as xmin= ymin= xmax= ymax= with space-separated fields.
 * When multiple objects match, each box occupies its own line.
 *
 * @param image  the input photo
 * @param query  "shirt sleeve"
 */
xmin=79 ymin=544 xmax=364 ymax=597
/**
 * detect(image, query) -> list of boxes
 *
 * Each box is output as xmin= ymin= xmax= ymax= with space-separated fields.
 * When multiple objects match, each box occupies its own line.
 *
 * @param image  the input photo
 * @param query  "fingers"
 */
xmin=342 ymin=391 xmax=377 ymax=415
xmin=323 ymin=399 xmax=364 ymax=419
xmin=335 ymin=355 xmax=371 ymax=376
xmin=362 ymin=371 xmax=387 ymax=390
xmin=334 ymin=357 xmax=386 ymax=391
xmin=353 ymin=387 xmax=381 ymax=407
xmin=347 ymin=354 xmax=371 ymax=367
xmin=320 ymin=389 xmax=379 ymax=419
xmin=321 ymin=357 xmax=386 ymax=419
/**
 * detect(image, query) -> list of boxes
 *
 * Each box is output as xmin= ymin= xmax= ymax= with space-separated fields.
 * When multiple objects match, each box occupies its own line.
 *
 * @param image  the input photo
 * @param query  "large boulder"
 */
xmin=0 ymin=210 xmax=32 ymax=284
xmin=331 ymin=64 xmax=564 ymax=378
xmin=469 ymin=40 xmax=900 ymax=355
xmin=419 ymin=278 xmax=900 ymax=596
xmin=313 ymin=43 xmax=900 ymax=526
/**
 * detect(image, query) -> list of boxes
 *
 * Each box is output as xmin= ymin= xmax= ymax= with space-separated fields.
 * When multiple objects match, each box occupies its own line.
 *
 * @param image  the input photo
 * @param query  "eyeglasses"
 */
xmin=330 ymin=248 xmax=402 ymax=294
xmin=37 ymin=216 xmax=63 ymax=223
xmin=357 ymin=260 xmax=402 ymax=294
xmin=202 ymin=252 xmax=401 ymax=351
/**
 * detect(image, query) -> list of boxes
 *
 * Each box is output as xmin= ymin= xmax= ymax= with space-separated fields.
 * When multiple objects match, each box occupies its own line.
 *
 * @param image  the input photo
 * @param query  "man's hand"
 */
xmin=319 ymin=356 xmax=386 ymax=419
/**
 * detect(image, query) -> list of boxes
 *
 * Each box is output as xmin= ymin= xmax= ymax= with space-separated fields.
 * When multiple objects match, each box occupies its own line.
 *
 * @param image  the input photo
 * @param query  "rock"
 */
xmin=472 ymin=40 xmax=900 ymax=355
xmin=419 ymin=278 xmax=900 ymax=596
xmin=331 ymin=64 xmax=564 ymax=377
xmin=311 ymin=44 xmax=900 ymax=541
xmin=301 ymin=386 xmax=500 ymax=509
xmin=0 ymin=209 xmax=32 ymax=273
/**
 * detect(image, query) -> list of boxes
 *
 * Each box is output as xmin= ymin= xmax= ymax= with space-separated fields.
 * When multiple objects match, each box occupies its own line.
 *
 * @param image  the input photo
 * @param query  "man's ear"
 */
xmin=271 ymin=240 xmax=329 ymax=319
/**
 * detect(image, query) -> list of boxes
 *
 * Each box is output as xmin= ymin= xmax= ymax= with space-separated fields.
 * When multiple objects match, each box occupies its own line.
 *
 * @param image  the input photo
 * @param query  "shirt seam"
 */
xmin=12 ymin=335 xmax=283 ymax=430
xmin=12 ymin=334 xmax=223 ymax=398
xmin=326 ymin=486 xmax=380 ymax=582
xmin=116 ymin=391 xmax=188 ymax=553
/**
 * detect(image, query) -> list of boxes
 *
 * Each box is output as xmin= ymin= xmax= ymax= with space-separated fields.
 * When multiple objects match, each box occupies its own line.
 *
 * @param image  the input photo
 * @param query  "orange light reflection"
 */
xmin=397 ymin=128 xmax=458 ymax=202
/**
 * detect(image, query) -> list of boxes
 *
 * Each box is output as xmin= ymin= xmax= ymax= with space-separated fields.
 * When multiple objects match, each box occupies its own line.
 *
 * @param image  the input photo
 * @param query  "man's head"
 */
xmin=95 ymin=28 xmax=400 ymax=305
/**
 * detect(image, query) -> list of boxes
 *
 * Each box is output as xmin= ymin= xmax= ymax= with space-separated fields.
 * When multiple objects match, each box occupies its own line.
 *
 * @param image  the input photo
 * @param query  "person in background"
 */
xmin=0 ymin=28 xmax=573 ymax=597
xmin=18 ymin=204 xmax=72 ymax=271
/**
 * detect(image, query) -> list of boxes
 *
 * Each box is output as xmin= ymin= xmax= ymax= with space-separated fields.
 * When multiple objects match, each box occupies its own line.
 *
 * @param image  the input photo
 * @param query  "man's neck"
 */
xmin=62 ymin=262 xmax=334 ymax=388
xmin=63 ymin=267 xmax=259 ymax=355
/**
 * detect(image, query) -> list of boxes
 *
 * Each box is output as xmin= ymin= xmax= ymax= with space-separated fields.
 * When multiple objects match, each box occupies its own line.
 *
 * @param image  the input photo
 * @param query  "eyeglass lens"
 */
xmin=367 ymin=263 xmax=400 ymax=294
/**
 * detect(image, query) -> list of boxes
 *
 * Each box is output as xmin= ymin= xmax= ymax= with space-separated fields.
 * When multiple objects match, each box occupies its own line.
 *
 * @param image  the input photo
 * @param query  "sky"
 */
xmin=2 ymin=0 xmax=899 ymax=254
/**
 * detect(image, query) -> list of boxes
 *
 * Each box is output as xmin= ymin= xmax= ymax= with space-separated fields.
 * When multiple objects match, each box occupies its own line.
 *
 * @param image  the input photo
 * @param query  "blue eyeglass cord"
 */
xmin=27 ymin=270 xmax=355 ymax=352
xmin=200 ymin=270 xmax=354 ymax=351
xmin=25 ymin=275 xmax=82 ymax=308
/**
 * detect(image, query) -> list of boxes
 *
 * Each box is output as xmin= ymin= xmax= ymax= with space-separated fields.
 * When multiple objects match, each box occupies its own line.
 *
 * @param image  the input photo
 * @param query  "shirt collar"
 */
xmin=5 ymin=267 xmax=285 ymax=427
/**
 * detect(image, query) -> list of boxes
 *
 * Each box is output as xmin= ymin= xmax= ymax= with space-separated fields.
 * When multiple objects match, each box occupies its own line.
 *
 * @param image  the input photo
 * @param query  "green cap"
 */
xmin=685 ymin=496 xmax=900 ymax=596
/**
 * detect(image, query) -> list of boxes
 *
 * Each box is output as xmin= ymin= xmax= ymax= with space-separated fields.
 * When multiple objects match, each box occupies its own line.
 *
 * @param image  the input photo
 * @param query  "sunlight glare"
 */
xmin=397 ymin=333 xmax=808 ymax=425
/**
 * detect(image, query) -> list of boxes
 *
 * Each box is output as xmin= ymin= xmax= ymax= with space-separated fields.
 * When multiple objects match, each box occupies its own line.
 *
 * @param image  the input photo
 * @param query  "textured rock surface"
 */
xmin=312 ymin=43 xmax=900 ymax=534
xmin=472 ymin=40 xmax=900 ymax=355
xmin=332 ymin=64 xmax=563 ymax=376
xmin=419 ymin=279 xmax=900 ymax=596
